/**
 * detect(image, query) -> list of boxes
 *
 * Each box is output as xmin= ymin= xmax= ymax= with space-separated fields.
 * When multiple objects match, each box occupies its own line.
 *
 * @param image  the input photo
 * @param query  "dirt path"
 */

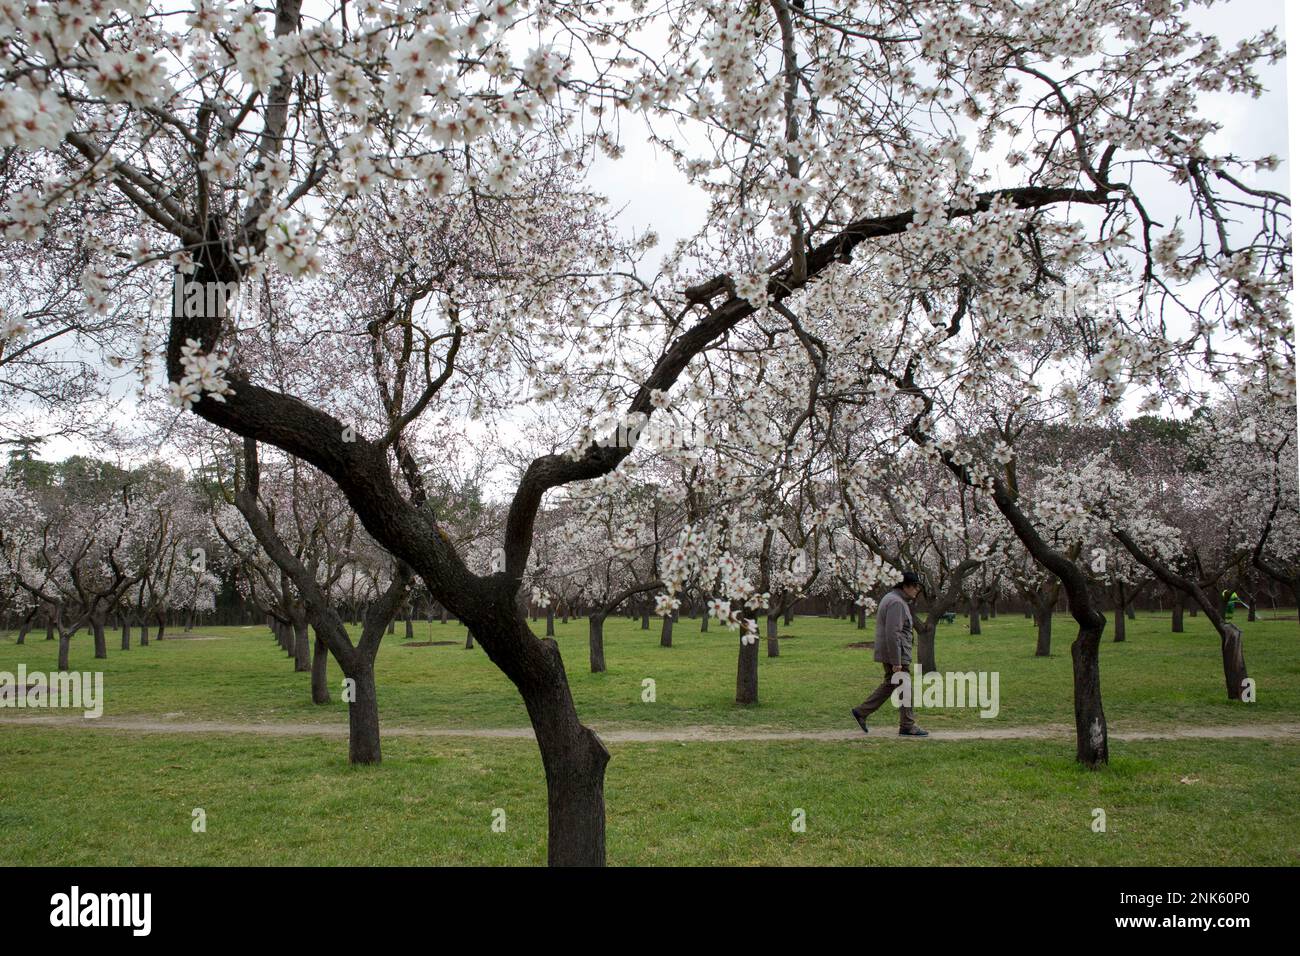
xmin=1 ymin=714 xmax=1298 ymax=744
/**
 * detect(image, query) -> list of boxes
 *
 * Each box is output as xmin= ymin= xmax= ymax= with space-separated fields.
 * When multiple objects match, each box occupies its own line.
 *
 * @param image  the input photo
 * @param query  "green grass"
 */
xmin=2 ymin=610 xmax=1296 ymax=865
xmin=1 ymin=610 xmax=1296 ymax=731
xmin=0 ymin=727 xmax=1295 ymax=865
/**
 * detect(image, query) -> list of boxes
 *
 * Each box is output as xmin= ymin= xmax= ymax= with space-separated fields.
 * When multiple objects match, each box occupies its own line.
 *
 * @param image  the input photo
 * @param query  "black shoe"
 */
xmin=851 ymin=708 xmax=869 ymax=734
xmin=898 ymin=727 xmax=929 ymax=737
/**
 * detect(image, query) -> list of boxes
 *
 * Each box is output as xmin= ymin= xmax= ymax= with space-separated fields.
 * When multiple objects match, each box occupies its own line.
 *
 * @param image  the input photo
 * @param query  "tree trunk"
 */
xmin=1171 ymin=591 xmax=1184 ymax=632
xmin=521 ymin=674 xmax=609 ymax=867
xmin=916 ymin=621 xmax=937 ymax=674
xmin=660 ymin=614 xmax=673 ymax=648
xmin=640 ymin=610 xmax=649 ymax=630
xmin=120 ymin=619 xmax=131 ymax=651
xmin=404 ymin=616 xmax=414 ymax=641
xmin=546 ymin=607 xmax=555 ymax=637
xmin=465 ymin=631 xmax=474 ymax=649
xmin=311 ymin=633 xmax=330 ymax=704
xmin=700 ymin=612 xmax=709 ymax=632
xmin=1221 ymin=623 xmax=1249 ymax=700
xmin=1112 ymin=583 xmax=1127 ymax=642
xmin=784 ymin=607 xmax=793 ymax=626
xmin=856 ymin=604 xmax=866 ymax=630
xmin=588 ymin=616 xmax=606 ymax=673
xmin=1071 ymin=619 xmax=1108 ymax=767
xmin=92 ymin=617 xmax=107 ymax=659
xmin=57 ymin=632 xmax=71 ymax=671
xmin=440 ymin=605 xmax=448 ymax=624
xmin=347 ymin=663 xmax=381 ymax=764
xmin=140 ymin=622 xmax=149 ymax=646
xmin=735 ymin=633 xmax=759 ymax=704
xmin=765 ymin=613 xmax=779 ymax=657
xmin=1034 ymin=607 xmax=1051 ymax=656
xmin=45 ymin=617 xmax=54 ymax=641
xmin=293 ymin=619 xmax=310 ymax=672
xmin=387 ymin=619 xmax=395 ymax=634
xmin=968 ymin=597 xmax=981 ymax=635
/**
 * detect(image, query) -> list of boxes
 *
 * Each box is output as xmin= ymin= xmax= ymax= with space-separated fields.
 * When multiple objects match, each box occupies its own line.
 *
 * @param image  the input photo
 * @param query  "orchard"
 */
xmin=0 ymin=0 xmax=1294 ymax=871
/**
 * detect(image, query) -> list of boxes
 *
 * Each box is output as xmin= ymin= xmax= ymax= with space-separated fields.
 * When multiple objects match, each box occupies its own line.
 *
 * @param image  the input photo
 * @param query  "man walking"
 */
xmin=851 ymin=570 xmax=929 ymax=737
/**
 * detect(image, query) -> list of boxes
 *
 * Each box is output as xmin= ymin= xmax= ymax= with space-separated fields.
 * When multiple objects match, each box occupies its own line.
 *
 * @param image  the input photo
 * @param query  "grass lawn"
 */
xmin=0 ymin=727 xmax=1295 ymax=865
xmin=1 ymin=610 xmax=1296 ymax=865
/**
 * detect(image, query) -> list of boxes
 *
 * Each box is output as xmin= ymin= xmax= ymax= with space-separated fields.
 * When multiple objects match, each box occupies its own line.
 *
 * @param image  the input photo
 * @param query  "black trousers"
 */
xmin=856 ymin=662 xmax=917 ymax=730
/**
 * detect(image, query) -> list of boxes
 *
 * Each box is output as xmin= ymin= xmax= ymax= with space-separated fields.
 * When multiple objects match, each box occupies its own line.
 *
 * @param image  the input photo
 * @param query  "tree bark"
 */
xmin=968 ymin=596 xmax=981 ymax=635
xmin=57 ymin=632 xmax=71 ymax=671
xmin=293 ymin=619 xmax=310 ymax=672
xmin=1171 ymin=590 xmax=1184 ymax=632
xmin=699 ymin=612 xmax=709 ymax=632
xmin=92 ymin=617 xmax=107 ymax=659
xmin=660 ymin=614 xmax=673 ymax=648
xmin=588 ymin=616 xmax=606 ymax=673
xmin=1034 ymin=607 xmax=1052 ymax=656
xmin=546 ymin=606 xmax=555 ymax=637
xmin=347 ymin=663 xmax=381 ymax=764
xmin=916 ymin=621 xmax=937 ymax=673
xmin=765 ymin=613 xmax=778 ymax=657
xmin=1112 ymin=582 xmax=1127 ymax=643
xmin=311 ymin=632 xmax=331 ymax=704
xmin=120 ymin=619 xmax=131 ymax=651
xmin=735 ymin=633 xmax=759 ymax=704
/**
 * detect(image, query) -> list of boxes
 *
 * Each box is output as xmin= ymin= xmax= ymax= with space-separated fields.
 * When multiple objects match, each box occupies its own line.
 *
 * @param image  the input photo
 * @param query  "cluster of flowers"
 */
xmin=168 ymin=338 xmax=235 ymax=411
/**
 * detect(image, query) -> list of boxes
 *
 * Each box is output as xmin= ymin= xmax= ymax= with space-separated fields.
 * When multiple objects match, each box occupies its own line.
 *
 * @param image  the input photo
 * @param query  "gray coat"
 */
xmin=873 ymin=588 xmax=914 ymax=666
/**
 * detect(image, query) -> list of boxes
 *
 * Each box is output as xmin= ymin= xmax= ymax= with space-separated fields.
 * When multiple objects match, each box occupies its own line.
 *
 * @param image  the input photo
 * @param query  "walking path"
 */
xmin=2 ymin=714 xmax=1297 ymax=744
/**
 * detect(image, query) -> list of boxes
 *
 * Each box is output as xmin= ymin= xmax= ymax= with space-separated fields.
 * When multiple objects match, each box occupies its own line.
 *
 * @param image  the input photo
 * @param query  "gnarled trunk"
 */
xmin=1071 ymin=616 xmax=1109 ymax=767
xmin=1222 ymin=623 xmax=1249 ymax=700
